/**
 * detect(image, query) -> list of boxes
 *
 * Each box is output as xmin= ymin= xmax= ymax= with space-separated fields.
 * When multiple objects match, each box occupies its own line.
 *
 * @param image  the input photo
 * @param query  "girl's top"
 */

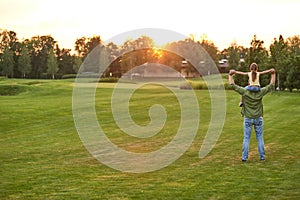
xmin=248 ymin=72 xmax=260 ymax=86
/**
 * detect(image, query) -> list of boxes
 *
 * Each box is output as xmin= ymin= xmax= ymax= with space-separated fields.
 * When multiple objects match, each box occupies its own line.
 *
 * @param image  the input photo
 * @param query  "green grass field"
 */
xmin=0 ymin=77 xmax=299 ymax=199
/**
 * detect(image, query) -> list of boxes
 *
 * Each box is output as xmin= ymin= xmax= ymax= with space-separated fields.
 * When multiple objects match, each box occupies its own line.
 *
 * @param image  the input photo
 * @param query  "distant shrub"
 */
xmin=22 ymin=81 xmax=45 ymax=85
xmin=180 ymin=81 xmax=208 ymax=90
xmin=179 ymin=82 xmax=193 ymax=90
xmin=180 ymin=80 xmax=231 ymax=90
xmin=76 ymin=73 xmax=100 ymax=78
xmin=62 ymin=73 xmax=119 ymax=82
xmin=98 ymin=77 xmax=119 ymax=83
xmin=0 ymin=85 xmax=28 ymax=96
xmin=0 ymin=76 xmax=7 ymax=81
xmin=62 ymin=74 xmax=77 ymax=79
xmin=192 ymin=82 xmax=208 ymax=90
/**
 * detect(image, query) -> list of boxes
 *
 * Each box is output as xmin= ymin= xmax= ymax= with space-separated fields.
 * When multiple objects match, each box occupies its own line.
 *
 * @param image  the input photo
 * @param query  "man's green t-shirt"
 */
xmin=231 ymin=84 xmax=275 ymax=118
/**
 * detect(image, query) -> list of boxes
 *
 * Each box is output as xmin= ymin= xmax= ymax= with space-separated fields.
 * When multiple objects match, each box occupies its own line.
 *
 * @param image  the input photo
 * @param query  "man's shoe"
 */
xmin=242 ymin=159 xmax=247 ymax=162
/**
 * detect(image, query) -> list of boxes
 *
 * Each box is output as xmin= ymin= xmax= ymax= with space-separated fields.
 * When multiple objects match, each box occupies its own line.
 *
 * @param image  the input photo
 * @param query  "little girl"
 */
xmin=235 ymin=63 xmax=273 ymax=107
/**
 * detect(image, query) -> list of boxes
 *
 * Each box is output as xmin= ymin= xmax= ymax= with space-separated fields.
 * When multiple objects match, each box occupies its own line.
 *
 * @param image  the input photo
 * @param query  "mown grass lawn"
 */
xmin=0 ymin=78 xmax=299 ymax=199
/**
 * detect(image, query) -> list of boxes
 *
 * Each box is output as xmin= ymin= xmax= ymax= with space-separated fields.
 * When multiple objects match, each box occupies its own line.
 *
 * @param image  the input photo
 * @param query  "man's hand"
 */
xmin=229 ymin=70 xmax=236 ymax=76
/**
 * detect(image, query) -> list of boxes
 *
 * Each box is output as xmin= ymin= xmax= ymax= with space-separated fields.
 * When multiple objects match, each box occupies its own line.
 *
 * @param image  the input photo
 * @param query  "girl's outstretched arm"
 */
xmin=235 ymin=71 xmax=248 ymax=76
xmin=260 ymin=69 xmax=272 ymax=75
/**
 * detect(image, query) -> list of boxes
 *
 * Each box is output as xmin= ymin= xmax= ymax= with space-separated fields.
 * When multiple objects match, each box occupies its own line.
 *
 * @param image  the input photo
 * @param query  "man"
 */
xmin=228 ymin=68 xmax=276 ymax=162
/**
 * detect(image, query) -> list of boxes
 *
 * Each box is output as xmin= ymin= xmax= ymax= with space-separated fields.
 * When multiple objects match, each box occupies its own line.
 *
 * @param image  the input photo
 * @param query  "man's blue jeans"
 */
xmin=242 ymin=117 xmax=265 ymax=161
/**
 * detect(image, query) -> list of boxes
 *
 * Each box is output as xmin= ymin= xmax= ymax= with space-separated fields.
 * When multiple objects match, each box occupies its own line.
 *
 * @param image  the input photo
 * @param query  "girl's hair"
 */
xmin=250 ymin=63 xmax=258 ymax=82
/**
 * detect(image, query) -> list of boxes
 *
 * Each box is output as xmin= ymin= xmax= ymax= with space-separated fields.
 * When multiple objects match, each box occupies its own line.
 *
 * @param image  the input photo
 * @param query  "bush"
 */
xmin=98 ymin=77 xmax=119 ymax=83
xmin=62 ymin=74 xmax=77 ymax=79
xmin=0 ymin=85 xmax=28 ymax=96
xmin=22 ymin=81 xmax=45 ymax=85
xmin=180 ymin=80 xmax=231 ymax=90
xmin=62 ymin=73 xmax=119 ymax=82
xmin=192 ymin=82 xmax=208 ymax=90
xmin=179 ymin=82 xmax=193 ymax=90
xmin=0 ymin=76 xmax=7 ymax=81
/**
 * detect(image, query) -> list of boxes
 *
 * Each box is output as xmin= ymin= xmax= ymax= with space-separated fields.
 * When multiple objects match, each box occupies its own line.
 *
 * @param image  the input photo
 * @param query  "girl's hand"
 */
xmin=229 ymin=70 xmax=236 ymax=75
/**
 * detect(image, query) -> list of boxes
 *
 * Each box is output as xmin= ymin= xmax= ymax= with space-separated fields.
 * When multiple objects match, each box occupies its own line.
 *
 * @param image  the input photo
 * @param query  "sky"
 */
xmin=1 ymin=0 xmax=299 ymax=51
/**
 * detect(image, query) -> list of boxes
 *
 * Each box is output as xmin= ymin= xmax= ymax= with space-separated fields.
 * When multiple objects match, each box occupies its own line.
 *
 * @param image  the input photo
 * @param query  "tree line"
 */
xmin=0 ymin=29 xmax=299 ymax=91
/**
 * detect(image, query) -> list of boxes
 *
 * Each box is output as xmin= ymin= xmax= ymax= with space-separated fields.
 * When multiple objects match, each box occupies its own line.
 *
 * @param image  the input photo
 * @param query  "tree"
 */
xmin=0 ymin=30 xmax=20 ymax=77
xmin=74 ymin=36 xmax=103 ymax=58
xmin=74 ymin=36 xmax=87 ymax=57
xmin=18 ymin=45 xmax=32 ymax=78
xmin=117 ymin=36 xmax=156 ymax=76
xmin=270 ymin=35 xmax=289 ymax=90
xmin=246 ymin=35 xmax=268 ymax=64
xmin=47 ymin=49 xmax=58 ymax=79
xmin=1 ymin=46 xmax=15 ymax=77
xmin=86 ymin=36 xmax=102 ymax=54
xmin=0 ymin=30 xmax=18 ymax=53
xmin=227 ymin=41 xmax=240 ymax=70
xmin=186 ymin=34 xmax=220 ymax=75
xmin=198 ymin=34 xmax=219 ymax=65
xmin=29 ymin=35 xmax=57 ymax=78
xmin=73 ymin=56 xmax=82 ymax=73
xmin=286 ymin=58 xmax=300 ymax=91
xmin=165 ymin=38 xmax=215 ymax=76
xmin=55 ymin=46 xmax=74 ymax=75
xmin=103 ymin=42 xmax=120 ymax=77
xmin=285 ymin=35 xmax=300 ymax=91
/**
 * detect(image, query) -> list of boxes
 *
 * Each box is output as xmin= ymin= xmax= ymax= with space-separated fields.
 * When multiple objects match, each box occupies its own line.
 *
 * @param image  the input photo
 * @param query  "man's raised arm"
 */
xmin=270 ymin=68 xmax=276 ymax=84
xmin=228 ymin=70 xmax=236 ymax=85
